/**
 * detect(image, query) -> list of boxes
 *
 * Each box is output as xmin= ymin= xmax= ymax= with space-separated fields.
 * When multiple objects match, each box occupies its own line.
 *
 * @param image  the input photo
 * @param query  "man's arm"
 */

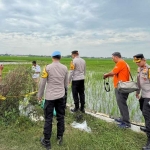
xmin=64 ymin=69 xmax=68 ymax=88
xmin=37 ymin=78 xmax=47 ymax=101
xmin=103 ymin=71 xmax=115 ymax=79
xmin=37 ymin=66 xmax=48 ymax=101
xmin=68 ymin=61 xmax=75 ymax=84
xmin=84 ymin=62 xmax=86 ymax=76
xmin=136 ymin=76 xmax=141 ymax=99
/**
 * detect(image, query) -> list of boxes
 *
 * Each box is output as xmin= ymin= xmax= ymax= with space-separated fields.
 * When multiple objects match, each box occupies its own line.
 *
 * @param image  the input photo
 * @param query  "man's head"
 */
xmin=32 ymin=61 xmax=36 ymax=66
xmin=133 ymin=54 xmax=146 ymax=67
xmin=71 ymin=50 xmax=79 ymax=59
xmin=112 ymin=52 xmax=122 ymax=63
xmin=51 ymin=51 xmax=61 ymax=61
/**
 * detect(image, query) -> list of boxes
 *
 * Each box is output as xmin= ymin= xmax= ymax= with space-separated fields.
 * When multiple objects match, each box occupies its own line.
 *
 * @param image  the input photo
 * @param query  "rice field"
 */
xmin=1 ymin=56 xmax=150 ymax=124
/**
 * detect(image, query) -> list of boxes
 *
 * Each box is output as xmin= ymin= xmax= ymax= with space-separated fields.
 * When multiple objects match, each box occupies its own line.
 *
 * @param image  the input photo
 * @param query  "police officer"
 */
xmin=69 ymin=50 xmax=86 ymax=113
xmin=38 ymin=51 xmax=68 ymax=149
xmin=133 ymin=54 xmax=150 ymax=150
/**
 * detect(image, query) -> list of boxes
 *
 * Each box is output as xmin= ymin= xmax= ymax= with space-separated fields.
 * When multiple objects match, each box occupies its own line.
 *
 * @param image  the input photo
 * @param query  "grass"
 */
xmin=1 ymin=56 xmax=150 ymax=123
xmin=0 ymin=108 xmax=147 ymax=150
xmin=0 ymin=56 xmax=149 ymax=149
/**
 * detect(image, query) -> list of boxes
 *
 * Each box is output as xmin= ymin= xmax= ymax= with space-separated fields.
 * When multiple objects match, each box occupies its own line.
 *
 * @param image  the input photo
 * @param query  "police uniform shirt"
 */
xmin=137 ymin=64 xmax=150 ymax=98
xmin=69 ymin=56 xmax=86 ymax=82
xmin=38 ymin=62 xmax=68 ymax=100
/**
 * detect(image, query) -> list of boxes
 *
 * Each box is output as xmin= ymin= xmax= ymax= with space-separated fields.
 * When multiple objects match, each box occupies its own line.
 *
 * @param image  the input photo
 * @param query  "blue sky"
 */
xmin=0 ymin=0 xmax=150 ymax=58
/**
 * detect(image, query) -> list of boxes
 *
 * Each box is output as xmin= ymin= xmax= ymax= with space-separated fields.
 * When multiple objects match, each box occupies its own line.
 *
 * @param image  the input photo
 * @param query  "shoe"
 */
xmin=71 ymin=108 xmax=79 ymax=113
xmin=40 ymin=137 xmax=51 ymax=149
xmin=140 ymin=126 xmax=147 ymax=132
xmin=142 ymin=144 xmax=150 ymax=150
xmin=118 ymin=122 xmax=131 ymax=129
xmin=142 ymin=139 xmax=150 ymax=150
xmin=80 ymin=107 xmax=85 ymax=113
xmin=114 ymin=118 xmax=123 ymax=123
xmin=57 ymin=136 xmax=63 ymax=145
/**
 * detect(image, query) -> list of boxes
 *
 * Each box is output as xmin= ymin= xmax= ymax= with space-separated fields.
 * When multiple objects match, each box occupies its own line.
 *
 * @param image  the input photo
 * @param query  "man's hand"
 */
xmin=136 ymin=93 xmax=140 ymax=99
xmin=37 ymin=97 xmax=42 ymax=102
xmin=103 ymin=74 xmax=108 ymax=79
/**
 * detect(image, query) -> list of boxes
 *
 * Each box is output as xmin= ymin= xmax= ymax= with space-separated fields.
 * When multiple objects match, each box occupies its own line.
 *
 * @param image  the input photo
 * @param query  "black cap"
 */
xmin=133 ymin=54 xmax=145 ymax=63
xmin=112 ymin=52 xmax=121 ymax=58
xmin=133 ymin=54 xmax=144 ymax=59
xmin=71 ymin=50 xmax=78 ymax=54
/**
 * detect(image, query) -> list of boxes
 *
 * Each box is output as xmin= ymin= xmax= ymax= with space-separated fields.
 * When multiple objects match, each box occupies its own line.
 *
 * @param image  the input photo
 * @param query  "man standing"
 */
xmin=133 ymin=54 xmax=150 ymax=150
xmin=69 ymin=50 xmax=86 ymax=113
xmin=32 ymin=61 xmax=41 ymax=87
xmin=38 ymin=51 xmax=68 ymax=149
xmin=103 ymin=52 xmax=131 ymax=128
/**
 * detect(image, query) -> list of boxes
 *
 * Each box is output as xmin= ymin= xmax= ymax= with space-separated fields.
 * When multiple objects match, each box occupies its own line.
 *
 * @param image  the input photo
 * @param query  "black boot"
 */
xmin=140 ymin=126 xmax=147 ymax=132
xmin=80 ymin=104 xmax=85 ymax=113
xmin=40 ymin=137 xmax=51 ymax=150
xmin=71 ymin=104 xmax=79 ymax=113
xmin=142 ymin=138 xmax=150 ymax=150
xmin=80 ymin=107 xmax=85 ymax=113
xmin=57 ymin=136 xmax=63 ymax=145
xmin=71 ymin=107 xmax=79 ymax=112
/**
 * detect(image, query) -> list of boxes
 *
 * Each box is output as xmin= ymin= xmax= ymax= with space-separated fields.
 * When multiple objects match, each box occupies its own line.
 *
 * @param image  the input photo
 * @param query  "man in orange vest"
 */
xmin=103 ymin=52 xmax=131 ymax=128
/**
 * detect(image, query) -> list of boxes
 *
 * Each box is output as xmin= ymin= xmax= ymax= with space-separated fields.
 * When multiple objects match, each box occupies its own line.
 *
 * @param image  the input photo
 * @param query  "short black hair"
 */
xmin=32 ymin=61 xmax=36 ymax=64
xmin=72 ymin=50 xmax=79 ymax=55
xmin=52 ymin=55 xmax=61 ymax=60
xmin=112 ymin=52 xmax=121 ymax=58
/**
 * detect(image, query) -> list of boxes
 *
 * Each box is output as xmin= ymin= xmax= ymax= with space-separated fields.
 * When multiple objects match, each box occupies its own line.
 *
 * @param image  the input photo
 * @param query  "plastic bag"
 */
xmin=71 ymin=121 xmax=91 ymax=133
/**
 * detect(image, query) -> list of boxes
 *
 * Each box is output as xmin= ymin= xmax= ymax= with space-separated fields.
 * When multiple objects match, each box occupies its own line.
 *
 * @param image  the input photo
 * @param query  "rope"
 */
xmin=0 ymin=91 xmax=37 ymax=101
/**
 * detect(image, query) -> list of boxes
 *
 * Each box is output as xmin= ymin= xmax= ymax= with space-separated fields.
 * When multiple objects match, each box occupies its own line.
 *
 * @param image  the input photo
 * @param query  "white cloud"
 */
xmin=0 ymin=0 xmax=150 ymax=57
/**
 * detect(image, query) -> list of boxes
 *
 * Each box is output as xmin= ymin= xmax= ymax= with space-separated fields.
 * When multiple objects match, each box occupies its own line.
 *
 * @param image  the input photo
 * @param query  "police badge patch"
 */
xmin=70 ymin=61 xmax=75 ymax=70
xmin=41 ymin=66 xmax=48 ymax=78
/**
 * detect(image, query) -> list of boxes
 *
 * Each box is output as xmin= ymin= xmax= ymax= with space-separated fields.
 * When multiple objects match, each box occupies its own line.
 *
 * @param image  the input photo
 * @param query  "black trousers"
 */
xmin=72 ymin=80 xmax=85 ymax=108
xmin=43 ymin=97 xmax=66 ymax=140
xmin=115 ymin=88 xmax=130 ymax=125
xmin=139 ymin=97 xmax=150 ymax=137
xmin=64 ymin=88 xmax=67 ymax=107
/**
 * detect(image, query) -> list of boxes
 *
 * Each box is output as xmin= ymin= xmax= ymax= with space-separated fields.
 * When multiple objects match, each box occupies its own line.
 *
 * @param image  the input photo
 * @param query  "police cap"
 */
xmin=71 ymin=50 xmax=78 ymax=54
xmin=51 ymin=51 xmax=61 ymax=57
xmin=133 ymin=54 xmax=144 ymax=63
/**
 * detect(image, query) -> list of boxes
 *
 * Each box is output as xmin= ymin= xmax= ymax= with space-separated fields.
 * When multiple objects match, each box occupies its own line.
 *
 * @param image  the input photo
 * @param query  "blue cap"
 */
xmin=51 ymin=51 xmax=61 ymax=57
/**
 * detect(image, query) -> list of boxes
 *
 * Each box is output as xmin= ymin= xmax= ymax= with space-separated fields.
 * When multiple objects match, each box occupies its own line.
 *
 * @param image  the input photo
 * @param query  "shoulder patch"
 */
xmin=41 ymin=66 xmax=48 ymax=78
xmin=70 ymin=61 xmax=75 ymax=70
